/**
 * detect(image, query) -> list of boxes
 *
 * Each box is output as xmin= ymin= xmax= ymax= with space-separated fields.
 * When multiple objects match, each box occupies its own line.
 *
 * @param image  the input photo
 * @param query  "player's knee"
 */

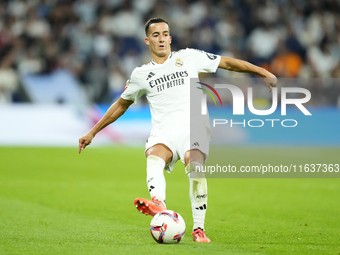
xmin=184 ymin=149 xmax=205 ymax=166
xmin=145 ymin=144 xmax=173 ymax=164
xmin=185 ymin=161 xmax=206 ymax=178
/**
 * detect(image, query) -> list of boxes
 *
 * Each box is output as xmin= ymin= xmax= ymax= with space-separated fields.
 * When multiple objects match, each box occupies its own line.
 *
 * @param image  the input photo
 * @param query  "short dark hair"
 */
xmin=145 ymin=18 xmax=169 ymax=35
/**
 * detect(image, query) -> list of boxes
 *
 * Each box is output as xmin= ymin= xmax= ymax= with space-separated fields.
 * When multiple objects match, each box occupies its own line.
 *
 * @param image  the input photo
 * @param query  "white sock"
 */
xmin=185 ymin=162 xmax=208 ymax=230
xmin=146 ymin=155 xmax=166 ymax=205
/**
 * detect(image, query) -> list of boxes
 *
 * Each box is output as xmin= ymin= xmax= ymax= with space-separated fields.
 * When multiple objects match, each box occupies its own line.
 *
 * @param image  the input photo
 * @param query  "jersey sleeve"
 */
xmin=188 ymin=48 xmax=221 ymax=73
xmin=121 ymin=69 xmax=144 ymax=102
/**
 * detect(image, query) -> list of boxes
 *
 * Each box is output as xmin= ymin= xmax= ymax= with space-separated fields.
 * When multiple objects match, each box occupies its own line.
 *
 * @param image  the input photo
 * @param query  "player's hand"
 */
xmin=78 ymin=133 xmax=94 ymax=154
xmin=263 ymin=72 xmax=277 ymax=92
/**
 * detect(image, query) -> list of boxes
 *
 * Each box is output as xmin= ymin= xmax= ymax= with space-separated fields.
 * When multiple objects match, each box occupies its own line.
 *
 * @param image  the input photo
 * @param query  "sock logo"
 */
xmin=149 ymin=185 xmax=155 ymax=192
xmin=196 ymin=194 xmax=207 ymax=199
xmin=195 ymin=204 xmax=207 ymax=210
xmin=196 ymin=82 xmax=222 ymax=106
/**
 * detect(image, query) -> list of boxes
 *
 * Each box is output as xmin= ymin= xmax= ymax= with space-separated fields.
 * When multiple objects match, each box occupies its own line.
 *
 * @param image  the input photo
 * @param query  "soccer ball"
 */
xmin=150 ymin=210 xmax=186 ymax=244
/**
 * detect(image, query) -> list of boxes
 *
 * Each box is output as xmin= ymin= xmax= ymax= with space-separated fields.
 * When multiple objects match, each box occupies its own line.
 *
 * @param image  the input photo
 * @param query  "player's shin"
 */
xmin=185 ymin=162 xmax=208 ymax=230
xmin=146 ymin=155 xmax=166 ymax=205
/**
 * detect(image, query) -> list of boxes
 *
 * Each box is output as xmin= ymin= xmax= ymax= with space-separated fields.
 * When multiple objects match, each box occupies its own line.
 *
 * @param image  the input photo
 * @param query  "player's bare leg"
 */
xmin=134 ymin=144 xmax=172 ymax=216
xmin=184 ymin=149 xmax=211 ymax=242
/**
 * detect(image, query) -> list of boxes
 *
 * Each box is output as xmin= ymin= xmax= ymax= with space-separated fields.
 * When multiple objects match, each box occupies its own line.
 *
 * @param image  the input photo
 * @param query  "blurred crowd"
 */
xmin=0 ymin=0 xmax=339 ymax=105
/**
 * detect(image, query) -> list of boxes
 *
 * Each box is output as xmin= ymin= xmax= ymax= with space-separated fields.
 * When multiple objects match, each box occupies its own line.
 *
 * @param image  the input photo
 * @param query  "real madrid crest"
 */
xmin=175 ymin=58 xmax=183 ymax=67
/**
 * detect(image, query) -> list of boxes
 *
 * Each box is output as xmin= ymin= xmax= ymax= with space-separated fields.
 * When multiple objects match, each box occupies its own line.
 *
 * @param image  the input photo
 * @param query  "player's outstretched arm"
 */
xmin=78 ymin=97 xmax=134 ymax=154
xmin=218 ymin=56 xmax=277 ymax=91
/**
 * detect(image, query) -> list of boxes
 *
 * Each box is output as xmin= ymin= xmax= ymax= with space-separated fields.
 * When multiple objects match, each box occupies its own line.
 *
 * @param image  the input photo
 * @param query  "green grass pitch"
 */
xmin=0 ymin=146 xmax=339 ymax=255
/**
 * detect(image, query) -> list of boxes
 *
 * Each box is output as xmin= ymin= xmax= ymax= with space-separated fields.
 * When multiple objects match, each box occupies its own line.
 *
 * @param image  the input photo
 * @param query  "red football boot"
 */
xmin=191 ymin=228 xmax=211 ymax=243
xmin=134 ymin=197 xmax=166 ymax=216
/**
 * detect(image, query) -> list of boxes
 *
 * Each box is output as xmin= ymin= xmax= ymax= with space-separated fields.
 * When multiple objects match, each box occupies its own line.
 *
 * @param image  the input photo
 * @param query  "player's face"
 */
xmin=145 ymin=22 xmax=172 ymax=58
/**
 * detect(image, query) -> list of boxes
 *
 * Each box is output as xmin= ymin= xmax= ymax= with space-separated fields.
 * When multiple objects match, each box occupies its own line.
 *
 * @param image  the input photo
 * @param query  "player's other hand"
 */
xmin=78 ymin=133 xmax=94 ymax=154
xmin=263 ymin=72 xmax=277 ymax=92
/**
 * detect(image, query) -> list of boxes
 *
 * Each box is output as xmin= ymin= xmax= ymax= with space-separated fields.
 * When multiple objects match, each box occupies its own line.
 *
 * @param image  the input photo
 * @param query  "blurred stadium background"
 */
xmin=0 ymin=0 xmax=339 ymax=146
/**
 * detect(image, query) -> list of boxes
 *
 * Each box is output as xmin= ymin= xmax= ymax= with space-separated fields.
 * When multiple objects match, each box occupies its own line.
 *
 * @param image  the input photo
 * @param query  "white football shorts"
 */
xmin=145 ymin=124 xmax=211 ymax=172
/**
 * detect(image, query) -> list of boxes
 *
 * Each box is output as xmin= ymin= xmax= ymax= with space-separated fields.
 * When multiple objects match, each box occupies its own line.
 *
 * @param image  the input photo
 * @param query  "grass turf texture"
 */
xmin=0 ymin=147 xmax=339 ymax=255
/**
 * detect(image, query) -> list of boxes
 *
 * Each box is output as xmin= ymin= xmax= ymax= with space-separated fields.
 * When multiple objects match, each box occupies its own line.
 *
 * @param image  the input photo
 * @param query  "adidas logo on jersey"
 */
xmin=195 ymin=204 xmax=207 ymax=210
xmin=146 ymin=72 xmax=156 ymax=80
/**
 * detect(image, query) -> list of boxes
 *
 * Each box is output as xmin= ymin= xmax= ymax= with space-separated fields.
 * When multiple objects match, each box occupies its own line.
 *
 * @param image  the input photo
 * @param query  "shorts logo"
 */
xmin=192 ymin=142 xmax=200 ymax=147
xmin=196 ymin=82 xmax=223 ymax=106
xmin=175 ymin=58 xmax=184 ymax=67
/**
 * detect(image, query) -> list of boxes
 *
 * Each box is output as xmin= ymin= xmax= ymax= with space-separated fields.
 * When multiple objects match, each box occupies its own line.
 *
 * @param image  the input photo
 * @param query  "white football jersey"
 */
xmin=121 ymin=48 xmax=221 ymax=130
